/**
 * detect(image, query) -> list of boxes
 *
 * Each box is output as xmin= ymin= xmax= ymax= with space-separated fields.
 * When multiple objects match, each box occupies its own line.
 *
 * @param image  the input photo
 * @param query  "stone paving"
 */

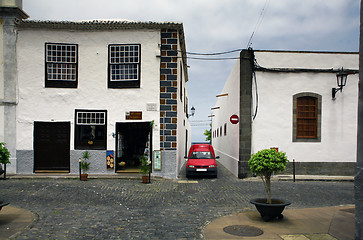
xmin=0 ymin=163 xmax=354 ymax=239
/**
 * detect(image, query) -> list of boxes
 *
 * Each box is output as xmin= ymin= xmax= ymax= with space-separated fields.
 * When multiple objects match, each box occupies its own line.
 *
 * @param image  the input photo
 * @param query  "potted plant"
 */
xmin=80 ymin=151 xmax=91 ymax=181
xmin=139 ymin=154 xmax=150 ymax=184
xmin=0 ymin=142 xmax=11 ymax=180
xmin=248 ymin=148 xmax=290 ymax=221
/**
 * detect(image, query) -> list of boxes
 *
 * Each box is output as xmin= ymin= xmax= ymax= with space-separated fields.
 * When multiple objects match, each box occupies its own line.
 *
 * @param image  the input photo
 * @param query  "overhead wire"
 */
xmin=176 ymin=1 xmax=270 ymax=60
xmin=181 ymin=48 xmax=243 ymax=56
xmin=186 ymin=56 xmax=240 ymax=60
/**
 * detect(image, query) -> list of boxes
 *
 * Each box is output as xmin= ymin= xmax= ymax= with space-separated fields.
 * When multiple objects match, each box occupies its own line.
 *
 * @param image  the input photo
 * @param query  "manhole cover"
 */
xmin=223 ymin=225 xmax=263 ymax=237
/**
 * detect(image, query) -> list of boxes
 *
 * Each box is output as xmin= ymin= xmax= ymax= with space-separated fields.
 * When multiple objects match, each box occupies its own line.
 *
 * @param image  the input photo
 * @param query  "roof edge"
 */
xmin=16 ymin=19 xmax=184 ymax=30
xmin=253 ymin=49 xmax=358 ymax=54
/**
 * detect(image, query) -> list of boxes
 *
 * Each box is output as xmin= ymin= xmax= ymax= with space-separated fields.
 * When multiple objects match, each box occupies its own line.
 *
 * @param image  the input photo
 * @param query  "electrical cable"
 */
xmin=179 ymin=48 xmax=243 ymax=56
xmin=186 ymin=56 xmax=240 ymax=60
xmin=252 ymin=70 xmax=258 ymax=120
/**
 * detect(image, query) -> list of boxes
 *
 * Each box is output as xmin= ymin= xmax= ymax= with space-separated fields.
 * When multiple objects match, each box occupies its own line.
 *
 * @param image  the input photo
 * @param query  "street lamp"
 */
xmin=187 ymin=106 xmax=195 ymax=118
xmin=332 ymin=68 xmax=348 ymax=99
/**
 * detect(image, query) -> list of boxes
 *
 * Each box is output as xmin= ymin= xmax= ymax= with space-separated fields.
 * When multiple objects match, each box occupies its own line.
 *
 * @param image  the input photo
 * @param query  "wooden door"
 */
xmin=34 ymin=122 xmax=70 ymax=172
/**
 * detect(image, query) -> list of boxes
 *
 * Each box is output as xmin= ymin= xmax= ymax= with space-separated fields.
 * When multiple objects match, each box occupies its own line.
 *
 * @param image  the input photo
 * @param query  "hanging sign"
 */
xmin=126 ymin=111 xmax=142 ymax=120
xmin=230 ymin=114 xmax=239 ymax=124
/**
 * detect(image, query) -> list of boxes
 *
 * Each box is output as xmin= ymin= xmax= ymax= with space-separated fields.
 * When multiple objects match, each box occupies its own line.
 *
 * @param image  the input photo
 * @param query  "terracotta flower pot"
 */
xmin=250 ymin=198 xmax=291 ymax=222
xmin=142 ymin=175 xmax=149 ymax=184
xmin=80 ymin=174 xmax=88 ymax=181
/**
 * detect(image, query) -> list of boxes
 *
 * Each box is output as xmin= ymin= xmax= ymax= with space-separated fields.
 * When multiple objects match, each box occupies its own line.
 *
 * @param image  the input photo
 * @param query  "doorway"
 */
xmin=34 ymin=122 xmax=70 ymax=172
xmin=115 ymin=122 xmax=152 ymax=172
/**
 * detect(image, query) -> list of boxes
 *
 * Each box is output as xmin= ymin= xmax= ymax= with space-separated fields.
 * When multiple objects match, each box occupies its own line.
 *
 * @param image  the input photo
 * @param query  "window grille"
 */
xmin=109 ymin=45 xmax=140 ymax=81
xmin=77 ymin=112 xmax=105 ymax=125
xmin=46 ymin=44 xmax=77 ymax=81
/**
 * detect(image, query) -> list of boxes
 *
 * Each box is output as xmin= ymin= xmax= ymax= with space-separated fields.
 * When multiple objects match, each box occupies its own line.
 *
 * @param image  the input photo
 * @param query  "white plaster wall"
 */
xmin=16 ymin=28 xmax=161 ymax=153
xmin=176 ymin=51 xmax=191 ymax=176
xmin=212 ymin=60 xmax=240 ymax=176
xmin=252 ymin=51 xmax=358 ymax=164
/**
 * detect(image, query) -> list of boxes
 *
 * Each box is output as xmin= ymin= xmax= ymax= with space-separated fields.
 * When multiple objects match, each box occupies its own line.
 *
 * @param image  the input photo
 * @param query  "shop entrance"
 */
xmin=115 ymin=122 xmax=152 ymax=172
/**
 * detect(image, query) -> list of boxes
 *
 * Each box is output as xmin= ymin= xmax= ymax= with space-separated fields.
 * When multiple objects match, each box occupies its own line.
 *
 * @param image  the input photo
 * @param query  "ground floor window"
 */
xmin=75 ymin=110 xmax=107 ymax=149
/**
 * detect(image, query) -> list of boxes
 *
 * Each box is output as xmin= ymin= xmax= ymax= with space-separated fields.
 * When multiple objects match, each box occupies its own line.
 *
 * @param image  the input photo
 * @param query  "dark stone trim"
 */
xmin=167 ymin=63 xmax=177 ymax=68
xmin=285 ymin=162 xmax=355 ymax=176
xmin=238 ymin=49 xmax=254 ymax=179
xmin=161 ymin=68 xmax=171 ymax=74
xmin=160 ymin=28 xmax=179 ymax=150
xmin=167 ymin=39 xmax=177 ymax=44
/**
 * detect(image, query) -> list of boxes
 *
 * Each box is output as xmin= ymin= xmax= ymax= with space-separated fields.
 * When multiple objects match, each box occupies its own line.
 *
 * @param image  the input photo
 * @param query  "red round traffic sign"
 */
xmin=230 ymin=114 xmax=239 ymax=124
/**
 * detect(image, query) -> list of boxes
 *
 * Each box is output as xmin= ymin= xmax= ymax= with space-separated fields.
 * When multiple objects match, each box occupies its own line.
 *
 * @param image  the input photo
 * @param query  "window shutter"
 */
xmin=296 ymin=96 xmax=317 ymax=138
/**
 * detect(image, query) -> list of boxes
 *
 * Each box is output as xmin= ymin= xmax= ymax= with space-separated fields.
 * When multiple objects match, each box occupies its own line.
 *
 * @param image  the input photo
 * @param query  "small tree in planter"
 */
xmin=139 ymin=154 xmax=150 ymax=184
xmin=80 ymin=151 xmax=91 ymax=181
xmin=248 ymin=148 xmax=290 ymax=221
xmin=0 ymin=143 xmax=11 ymax=180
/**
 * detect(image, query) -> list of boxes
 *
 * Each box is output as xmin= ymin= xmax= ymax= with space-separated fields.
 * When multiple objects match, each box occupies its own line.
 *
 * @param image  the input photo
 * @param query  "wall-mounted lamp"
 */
xmin=187 ymin=106 xmax=195 ymax=118
xmin=332 ymin=68 xmax=348 ymax=99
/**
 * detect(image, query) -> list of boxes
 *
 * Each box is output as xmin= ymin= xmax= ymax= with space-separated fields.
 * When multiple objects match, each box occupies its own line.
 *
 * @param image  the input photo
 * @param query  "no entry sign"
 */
xmin=230 ymin=114 xmax=239 ymax=124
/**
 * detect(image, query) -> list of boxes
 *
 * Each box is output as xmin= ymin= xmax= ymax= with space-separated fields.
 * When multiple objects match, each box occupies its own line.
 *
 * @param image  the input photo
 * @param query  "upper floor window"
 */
xmin=45 ymin=43 xmax=78 ymax=88
xmin=293 ymin=93 xmax=321 ymax=142
xmin=108 ymin=44 xmax=140 ymax=88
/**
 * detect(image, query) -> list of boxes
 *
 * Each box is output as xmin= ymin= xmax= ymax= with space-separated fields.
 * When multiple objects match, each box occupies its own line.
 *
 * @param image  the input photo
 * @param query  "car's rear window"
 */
xmin=190 ymin=151 xmax=213 ymax=159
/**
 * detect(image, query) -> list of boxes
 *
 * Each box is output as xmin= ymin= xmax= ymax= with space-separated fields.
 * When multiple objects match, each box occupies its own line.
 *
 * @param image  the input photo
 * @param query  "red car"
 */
xmin=185 ymin=144 xmax=219 ymax=178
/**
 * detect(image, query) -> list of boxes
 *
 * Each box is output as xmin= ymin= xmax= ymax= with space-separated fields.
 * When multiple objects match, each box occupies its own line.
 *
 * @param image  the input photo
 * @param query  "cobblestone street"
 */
xmin=0 ymin=163 xmax=354 ymax=239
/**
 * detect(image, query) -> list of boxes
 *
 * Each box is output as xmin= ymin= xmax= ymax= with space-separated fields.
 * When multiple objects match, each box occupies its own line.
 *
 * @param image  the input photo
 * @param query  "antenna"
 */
xmin=246 ymin=0 xmax=270 ymax=48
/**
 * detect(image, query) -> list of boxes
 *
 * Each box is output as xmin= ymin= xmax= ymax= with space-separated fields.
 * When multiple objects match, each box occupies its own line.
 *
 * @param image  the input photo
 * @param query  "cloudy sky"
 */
xmin=23 ymin=0 xmax=360 ymax=142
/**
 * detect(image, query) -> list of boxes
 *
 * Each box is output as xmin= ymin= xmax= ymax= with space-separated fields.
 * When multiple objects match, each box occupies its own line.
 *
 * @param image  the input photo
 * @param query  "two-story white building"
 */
xmin=0 ymin=1 xmax=191 ymax=178
xmin=212 ymin=49 xmax=359 ymax=178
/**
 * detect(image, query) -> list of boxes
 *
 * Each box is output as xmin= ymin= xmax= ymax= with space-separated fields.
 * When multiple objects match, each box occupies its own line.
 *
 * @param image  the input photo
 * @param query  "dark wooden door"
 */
xmin=34 ymin=122 xmax=70 ymax=172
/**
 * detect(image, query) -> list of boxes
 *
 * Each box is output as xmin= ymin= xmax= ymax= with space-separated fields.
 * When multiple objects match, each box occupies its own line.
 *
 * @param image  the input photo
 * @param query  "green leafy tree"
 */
xmin=204 ymin=124 xmax=211 ymax=142
xmin=248 ymin=149 xmax=289 ymax=204
xmin=0 ymin=143 xmax=11 ymax=165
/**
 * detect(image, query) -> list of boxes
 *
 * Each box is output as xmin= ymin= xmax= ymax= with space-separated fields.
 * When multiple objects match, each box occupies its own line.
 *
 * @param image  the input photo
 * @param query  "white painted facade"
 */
xmin=212 ymin=60 xmax=240 ymax=177
xmin=252 ymin=51 xmax=358 ymax=164
xmin=212 ymin=50 xmax=359 ymax=177
xmin=0 ymin=11 xmax=191 ymax=177
xmin=16 ymin=29 xmax=162 ymax=153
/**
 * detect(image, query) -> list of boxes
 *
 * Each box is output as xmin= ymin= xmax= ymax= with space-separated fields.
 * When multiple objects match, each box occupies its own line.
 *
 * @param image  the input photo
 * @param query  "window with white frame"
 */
xmin=45 ymin=43 xmax=78 ymax=88
xmin=108 ymin=44 xmax=141 ymax=88
xmin=75 ymin=110 xmax=107 ymax=150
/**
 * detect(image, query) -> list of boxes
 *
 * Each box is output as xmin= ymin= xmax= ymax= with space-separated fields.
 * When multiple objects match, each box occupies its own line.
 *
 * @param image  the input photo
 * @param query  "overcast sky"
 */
xmin=23 ymin=0 xmax=360 ymax=142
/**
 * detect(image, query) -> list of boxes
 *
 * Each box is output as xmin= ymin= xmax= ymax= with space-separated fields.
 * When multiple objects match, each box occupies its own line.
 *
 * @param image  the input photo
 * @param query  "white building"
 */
xmin=0 ymin=1 xmax=191 ymax=178
xmin=212 ymin=49 xmax=359 ymax=178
